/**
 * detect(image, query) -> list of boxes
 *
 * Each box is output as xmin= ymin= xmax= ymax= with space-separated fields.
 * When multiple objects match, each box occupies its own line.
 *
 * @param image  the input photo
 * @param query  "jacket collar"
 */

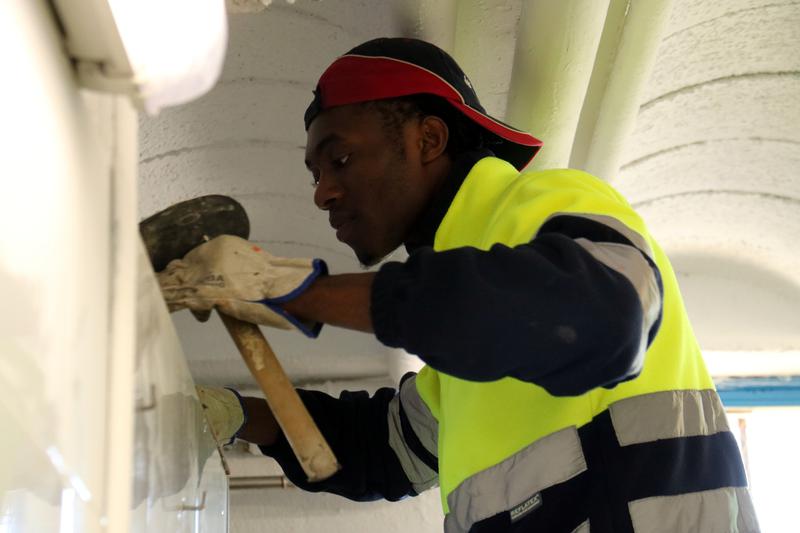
xmin=404 ymin=148 xmax=495 ymax=254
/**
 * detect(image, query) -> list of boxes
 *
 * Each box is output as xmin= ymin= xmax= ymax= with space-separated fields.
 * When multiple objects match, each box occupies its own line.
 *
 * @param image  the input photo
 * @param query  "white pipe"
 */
xmin=229 ymin=475 xmax=294 ymax=490
xmin=400 ymin=0 xmax=457 ymax=53
xmin=569 ymin=0 xmax=631 ymax=173
xmin=452 ymin=0 xmax=521 ymax=118
xmin=572 ymin=0 xmax=675 ymax=181
xmin=505 ymin=0 xmax=611 ymax=171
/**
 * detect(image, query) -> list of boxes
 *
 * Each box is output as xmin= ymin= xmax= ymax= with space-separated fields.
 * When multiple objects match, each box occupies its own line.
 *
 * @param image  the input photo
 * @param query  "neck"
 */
xmin=425 ymin=155 xmax=454 ymax=202
xmin=403 ymin=148 xmax=494 ymax=253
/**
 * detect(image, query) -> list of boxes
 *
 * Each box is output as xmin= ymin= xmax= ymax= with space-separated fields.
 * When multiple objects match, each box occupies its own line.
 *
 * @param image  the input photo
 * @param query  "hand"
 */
xmin=196 ymin=386 xmax=246 ymax=446
xmin=157 ymin=235 xmax=327 ymax=336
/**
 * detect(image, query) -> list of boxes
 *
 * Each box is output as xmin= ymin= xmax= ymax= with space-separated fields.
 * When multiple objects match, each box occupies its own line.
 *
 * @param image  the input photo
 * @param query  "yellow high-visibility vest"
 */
xmin=414 ymin=157 xmax=716 ymax=512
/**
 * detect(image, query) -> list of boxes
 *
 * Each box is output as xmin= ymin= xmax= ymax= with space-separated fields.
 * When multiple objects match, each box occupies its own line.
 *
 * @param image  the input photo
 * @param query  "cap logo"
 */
xmin=463 ymin=74 xmax=473 ymax=90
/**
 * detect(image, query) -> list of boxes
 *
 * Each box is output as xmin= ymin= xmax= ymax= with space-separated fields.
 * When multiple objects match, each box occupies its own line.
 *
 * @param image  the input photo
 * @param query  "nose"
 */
xmin=313 ymin=172 xmax=344 ymax=210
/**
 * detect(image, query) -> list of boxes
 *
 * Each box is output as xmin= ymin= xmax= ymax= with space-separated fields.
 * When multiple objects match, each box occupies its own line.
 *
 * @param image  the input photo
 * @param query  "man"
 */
xmin=160 ymin=38 xmax=758 ymax=532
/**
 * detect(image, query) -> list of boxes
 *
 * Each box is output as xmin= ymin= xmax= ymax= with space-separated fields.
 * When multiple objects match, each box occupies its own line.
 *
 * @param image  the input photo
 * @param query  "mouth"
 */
xmin=329 ymin=212 xmax=357 ymax=243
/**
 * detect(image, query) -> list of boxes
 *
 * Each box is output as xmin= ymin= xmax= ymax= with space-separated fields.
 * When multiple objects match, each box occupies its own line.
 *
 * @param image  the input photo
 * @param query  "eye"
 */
xmin=332 ymin=154 xmax=350 ymax=168
xmin=310 ymin=169 xmax=320 ymax=188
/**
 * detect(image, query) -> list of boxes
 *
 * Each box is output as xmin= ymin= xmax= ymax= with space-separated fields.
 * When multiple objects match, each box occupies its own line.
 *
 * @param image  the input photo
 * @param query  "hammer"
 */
xmin=140 ymin=194 xmax=340 ymax=482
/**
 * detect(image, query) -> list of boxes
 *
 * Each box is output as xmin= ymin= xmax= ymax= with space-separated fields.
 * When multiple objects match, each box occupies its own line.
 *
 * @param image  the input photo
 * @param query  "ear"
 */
xmin=419 ymin=116 xmax=449 ymax=164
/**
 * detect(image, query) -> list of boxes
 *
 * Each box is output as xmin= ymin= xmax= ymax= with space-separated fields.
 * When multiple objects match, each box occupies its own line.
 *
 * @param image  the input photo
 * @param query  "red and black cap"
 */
xmin=304 ymin=38 xmax=542 ymax=170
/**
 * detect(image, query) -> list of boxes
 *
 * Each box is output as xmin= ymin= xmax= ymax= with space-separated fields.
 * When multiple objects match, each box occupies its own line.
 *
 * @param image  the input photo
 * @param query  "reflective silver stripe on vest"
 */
xmin=629 ymin=487 xmax=760 ymax=533
xmin=400 ymin=373 xmax=438 ymax=457
xmin=387 ymin=375 xmax=439 ymax=493
xmin=559 ymin=212 xmax=655 ymax=259
xmin=572 ymin=519 xmax=590 ymax=533
xmin=575 ymin=238 xmax=662 ymax=345
xmin=610 ymin=390 xmax=730 ymax=446
xmin=444 ymin=426 xmax=587 ymax=533
xmin=542 ymin=212 xmax=661 ymax=357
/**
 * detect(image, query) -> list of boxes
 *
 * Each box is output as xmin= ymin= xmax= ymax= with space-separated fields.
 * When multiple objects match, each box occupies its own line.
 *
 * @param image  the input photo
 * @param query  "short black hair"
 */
xmin=360 ymin=94 xmax=496 ymax=158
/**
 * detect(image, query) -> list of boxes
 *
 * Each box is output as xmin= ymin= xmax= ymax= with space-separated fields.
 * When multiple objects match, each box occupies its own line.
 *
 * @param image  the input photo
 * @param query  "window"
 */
xmin=718 ymin=377 xmax=800 ymax=532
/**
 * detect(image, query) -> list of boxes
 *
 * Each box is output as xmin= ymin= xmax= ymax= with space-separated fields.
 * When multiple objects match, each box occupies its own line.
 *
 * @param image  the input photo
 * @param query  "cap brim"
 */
xmin=446 ymin=101 xmax=542 ymax=170
xmin=310 ymin=54 xmax=542 ymax=170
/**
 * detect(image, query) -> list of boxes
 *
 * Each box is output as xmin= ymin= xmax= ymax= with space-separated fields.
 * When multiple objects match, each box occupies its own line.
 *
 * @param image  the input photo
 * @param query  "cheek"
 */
xmin=372 ymin=180 xmax=418 ymax=243
xmin=350 ymin=154 xmax=418 ymax=248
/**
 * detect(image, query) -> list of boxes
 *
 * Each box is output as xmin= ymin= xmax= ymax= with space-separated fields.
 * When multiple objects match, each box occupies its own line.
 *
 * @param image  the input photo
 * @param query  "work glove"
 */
xmin=157 ymin=235 xmax=327 ymax=337
xmin=196 ymin=386 xmax=247 ymax=446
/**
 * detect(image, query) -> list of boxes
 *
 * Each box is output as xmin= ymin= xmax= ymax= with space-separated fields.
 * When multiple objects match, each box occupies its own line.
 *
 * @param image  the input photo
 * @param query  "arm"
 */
xmin=283 ymin=272 xmax=375 ymax=333
xmin=284 ymin=214 xmax=663 ymax=397
xmin=373 ymin=213 xmax=663 ymax=396
xmin=243 ymin=375 xmax=438 ymax=501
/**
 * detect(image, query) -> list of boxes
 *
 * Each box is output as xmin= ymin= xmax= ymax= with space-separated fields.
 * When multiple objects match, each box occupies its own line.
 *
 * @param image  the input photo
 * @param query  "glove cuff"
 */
xmin=259 ymin=258 xmax=328 ymax=338
xmin=224 ymin=387 xmax=248 ymax=444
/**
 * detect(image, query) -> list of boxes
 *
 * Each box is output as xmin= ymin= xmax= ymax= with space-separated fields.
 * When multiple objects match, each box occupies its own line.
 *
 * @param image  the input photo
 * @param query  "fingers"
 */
xmin=216 ymin=300 xmax=296 ymax=331
xmin=157 ymin=258 xmax=188 ymax=281
xmin=269 ymin=256 xmax=314 ymax=269
xmin=191 ymin=309 xmax=213 ymax=322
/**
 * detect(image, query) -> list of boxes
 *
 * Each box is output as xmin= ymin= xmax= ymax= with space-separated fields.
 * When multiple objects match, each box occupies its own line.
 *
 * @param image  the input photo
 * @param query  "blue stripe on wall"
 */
xmin=714 ymin=376 xmax=800 ymax=407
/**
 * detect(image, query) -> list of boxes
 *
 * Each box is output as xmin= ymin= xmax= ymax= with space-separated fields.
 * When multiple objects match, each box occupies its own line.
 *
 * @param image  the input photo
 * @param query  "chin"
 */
xmin=355 ymin=249 xmax=384 ymax=268
xmin=352 ymin=242 xmax=396 ymax=268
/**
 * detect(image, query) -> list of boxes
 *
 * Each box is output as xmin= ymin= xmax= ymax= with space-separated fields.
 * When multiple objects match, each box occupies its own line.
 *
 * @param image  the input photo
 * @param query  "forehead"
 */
xmin=305 ymin=104 xmax=385 ymax=158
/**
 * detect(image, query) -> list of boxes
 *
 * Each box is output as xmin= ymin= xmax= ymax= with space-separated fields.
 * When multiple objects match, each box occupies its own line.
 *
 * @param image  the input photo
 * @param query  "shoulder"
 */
xmin=515 ymin=167 xmax=624 ymax=200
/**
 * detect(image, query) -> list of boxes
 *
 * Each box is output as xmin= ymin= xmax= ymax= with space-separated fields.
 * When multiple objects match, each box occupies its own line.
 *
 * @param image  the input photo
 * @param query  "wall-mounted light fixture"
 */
xmin=52 ymin=0 xmax=227 ymax=114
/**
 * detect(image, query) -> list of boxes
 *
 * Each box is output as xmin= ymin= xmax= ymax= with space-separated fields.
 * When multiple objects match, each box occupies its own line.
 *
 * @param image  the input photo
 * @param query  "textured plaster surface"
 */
xmin=451 ymin=0 xmax=521 ymax=118
xmin=643 ymin=3 xmax=800 ymax=103
xmin=621 ymin=76 xmax=800 ymax=164
xmin=670 ymin=253 xmax=800 ymax=350
xmin=617 ymin=0 xmax=800 ymax=351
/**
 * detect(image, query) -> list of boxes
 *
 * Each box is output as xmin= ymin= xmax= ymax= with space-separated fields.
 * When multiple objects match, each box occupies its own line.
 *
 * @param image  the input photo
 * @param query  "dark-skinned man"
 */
xmin=160 ymin=38 xmax=758 ymax=533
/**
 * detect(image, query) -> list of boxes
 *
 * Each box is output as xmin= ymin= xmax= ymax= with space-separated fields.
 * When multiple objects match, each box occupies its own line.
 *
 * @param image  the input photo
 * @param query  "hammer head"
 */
xmin=139 ymin=195 xmax=250 ymax=272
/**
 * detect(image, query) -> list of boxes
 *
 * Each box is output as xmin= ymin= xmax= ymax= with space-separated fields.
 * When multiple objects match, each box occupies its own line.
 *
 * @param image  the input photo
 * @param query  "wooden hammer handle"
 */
xmin=218 ymin=312 xmax=340 ymax=482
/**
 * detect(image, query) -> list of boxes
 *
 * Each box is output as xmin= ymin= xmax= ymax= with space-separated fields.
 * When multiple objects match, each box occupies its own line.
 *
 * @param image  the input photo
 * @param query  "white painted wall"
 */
xmin=231 ymin=486 xmax=443 ymax=533
xmin=132 ymin=241 xmax=229 ymax=533
xmin=615 ymin=0 xmax=800 ymax=354
xmin=0 ymin=1 xmax=138 ymax=531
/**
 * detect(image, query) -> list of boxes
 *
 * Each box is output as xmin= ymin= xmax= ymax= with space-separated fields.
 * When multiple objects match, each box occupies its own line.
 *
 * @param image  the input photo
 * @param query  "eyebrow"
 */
xmin=304 ymin=133 xmax=343 ymax=170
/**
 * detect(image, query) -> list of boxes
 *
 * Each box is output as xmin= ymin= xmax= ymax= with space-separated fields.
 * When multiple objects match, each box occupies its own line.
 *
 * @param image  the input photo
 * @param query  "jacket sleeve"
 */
xmin=371 ymin=213 xmax=663 ymax=397
xmin=258 ymin=373 xmax=438 ymax=501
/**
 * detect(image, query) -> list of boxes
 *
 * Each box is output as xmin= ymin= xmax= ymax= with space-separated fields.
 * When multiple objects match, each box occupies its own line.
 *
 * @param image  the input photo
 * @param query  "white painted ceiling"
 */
xmin=139 ymin=0 xmax=800 ymax=388
xmin=614 ymin=0 xmax=800 ymax=353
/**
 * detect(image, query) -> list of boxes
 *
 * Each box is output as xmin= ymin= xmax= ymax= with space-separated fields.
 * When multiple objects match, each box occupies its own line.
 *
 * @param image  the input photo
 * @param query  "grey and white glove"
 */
xmin=157 ymin=235 xmax=327 ymax=337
